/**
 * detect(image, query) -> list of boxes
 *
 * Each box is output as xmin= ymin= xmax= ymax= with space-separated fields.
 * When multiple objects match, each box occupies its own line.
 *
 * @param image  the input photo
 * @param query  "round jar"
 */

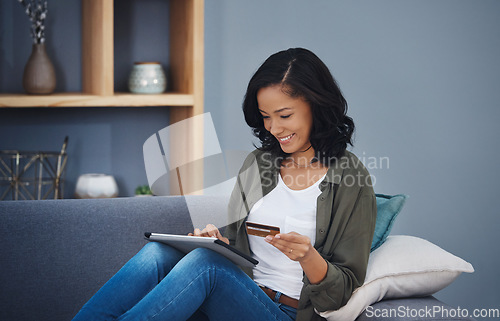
xmin=75 ymin=173 xmax=119 ymax=198
xmin=128 ymin=62 xmax=167 ymax=94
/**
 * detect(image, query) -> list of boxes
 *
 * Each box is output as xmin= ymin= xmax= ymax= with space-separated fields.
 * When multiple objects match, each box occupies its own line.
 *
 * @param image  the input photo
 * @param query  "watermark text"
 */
xmin=365 ymin=305 xmax=500 ymax=319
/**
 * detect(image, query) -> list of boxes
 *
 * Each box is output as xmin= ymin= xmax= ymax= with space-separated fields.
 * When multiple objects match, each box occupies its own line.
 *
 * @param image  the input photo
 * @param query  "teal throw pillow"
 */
xmin=371 ymin=194 xmax=408 ymax=251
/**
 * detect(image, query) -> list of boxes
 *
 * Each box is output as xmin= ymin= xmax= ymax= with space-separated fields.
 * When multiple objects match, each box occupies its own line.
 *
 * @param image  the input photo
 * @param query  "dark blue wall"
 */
xmin=0 ymin=107 xmax=169 ymax=198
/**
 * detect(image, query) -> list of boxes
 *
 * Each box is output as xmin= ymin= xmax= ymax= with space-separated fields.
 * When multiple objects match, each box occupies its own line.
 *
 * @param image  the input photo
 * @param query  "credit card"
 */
xmin=246 ymin=221 xmax=280 ymax=237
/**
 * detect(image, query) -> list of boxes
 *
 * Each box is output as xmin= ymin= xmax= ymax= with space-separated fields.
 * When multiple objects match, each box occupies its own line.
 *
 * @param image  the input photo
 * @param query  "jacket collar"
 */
xmin=324 ymin=155 xmax=346 ymax=185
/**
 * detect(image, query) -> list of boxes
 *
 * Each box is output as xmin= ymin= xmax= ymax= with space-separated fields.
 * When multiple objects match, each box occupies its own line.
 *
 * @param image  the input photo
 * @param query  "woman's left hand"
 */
xmin=265 ymin=232 xmax=314 ymax=262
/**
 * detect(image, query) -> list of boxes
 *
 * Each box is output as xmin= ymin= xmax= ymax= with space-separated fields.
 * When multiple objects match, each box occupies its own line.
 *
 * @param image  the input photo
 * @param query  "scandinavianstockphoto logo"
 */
xmin=143 ymin=112 xmax=389 ymax=228
xmin=142 ymin=112 xmax=250 ymax=229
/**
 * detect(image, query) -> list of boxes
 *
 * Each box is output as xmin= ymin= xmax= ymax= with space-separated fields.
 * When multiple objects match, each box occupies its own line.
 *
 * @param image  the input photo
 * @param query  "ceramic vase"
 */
xmin=128 ymin=62 xmax=167 ymax=94
xmin=23 ymin=43 xmax=56 ymax=95
xmin=75 ymin=174 xmax=119 ymax=199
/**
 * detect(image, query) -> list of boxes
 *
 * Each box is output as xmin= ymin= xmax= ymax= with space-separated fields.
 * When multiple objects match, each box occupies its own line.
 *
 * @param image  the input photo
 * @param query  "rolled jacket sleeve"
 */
xmin=301 ymin=191 xmax=376 ymax=312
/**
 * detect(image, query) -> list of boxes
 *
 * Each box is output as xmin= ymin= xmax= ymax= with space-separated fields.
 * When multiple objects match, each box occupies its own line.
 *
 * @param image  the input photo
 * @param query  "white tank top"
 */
xmin=247 ymin=172 xmax=325 ymax=299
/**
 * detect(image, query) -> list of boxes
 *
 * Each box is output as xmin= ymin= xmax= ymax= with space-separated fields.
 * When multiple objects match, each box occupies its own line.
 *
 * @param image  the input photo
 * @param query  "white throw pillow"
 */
xmin=317 ymin=235 xmax=474 ymax=321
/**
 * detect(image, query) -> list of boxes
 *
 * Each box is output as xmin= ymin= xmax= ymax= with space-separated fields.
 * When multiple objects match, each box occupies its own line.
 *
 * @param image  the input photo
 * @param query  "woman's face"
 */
xmin=257 ymin=85 xmax=313 ymax=155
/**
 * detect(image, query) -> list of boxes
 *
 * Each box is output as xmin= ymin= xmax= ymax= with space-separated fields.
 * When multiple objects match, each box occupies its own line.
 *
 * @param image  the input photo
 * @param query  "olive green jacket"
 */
xmin=224 ymin=149 xmax=377 ymax=321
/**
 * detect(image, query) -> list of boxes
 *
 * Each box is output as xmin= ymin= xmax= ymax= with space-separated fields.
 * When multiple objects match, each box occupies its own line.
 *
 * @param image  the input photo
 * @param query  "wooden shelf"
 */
xmin=0 ymin=93 xmax=194 ymax=108
xmin=0 ymin=0 xmax=204 ymax=195
xmin=0 ymin=0 xmax=204 ymax=113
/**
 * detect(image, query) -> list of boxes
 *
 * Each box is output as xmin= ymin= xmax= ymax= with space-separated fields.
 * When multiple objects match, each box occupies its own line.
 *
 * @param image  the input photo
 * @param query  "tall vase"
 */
xmin=23 ymin=43 xmax=56 ymax=95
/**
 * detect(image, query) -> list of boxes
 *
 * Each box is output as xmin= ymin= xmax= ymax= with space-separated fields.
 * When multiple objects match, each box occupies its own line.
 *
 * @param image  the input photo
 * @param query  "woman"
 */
xmin=72 ymin=48 xmax=376 ymax=321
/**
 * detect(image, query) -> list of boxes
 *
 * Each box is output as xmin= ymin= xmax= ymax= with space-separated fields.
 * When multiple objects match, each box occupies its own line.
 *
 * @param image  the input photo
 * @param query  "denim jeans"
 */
xmin=72 ymin=242 xmax=297 ymax=321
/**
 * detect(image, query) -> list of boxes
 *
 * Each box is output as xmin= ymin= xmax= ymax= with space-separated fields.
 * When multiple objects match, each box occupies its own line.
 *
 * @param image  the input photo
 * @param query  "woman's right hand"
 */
xmin=188 ymin=224 xmax=230 ymax=245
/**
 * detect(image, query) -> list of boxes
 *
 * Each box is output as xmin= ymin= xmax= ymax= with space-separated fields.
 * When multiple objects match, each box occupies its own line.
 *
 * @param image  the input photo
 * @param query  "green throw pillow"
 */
xmin=371 ymin=194 xmax=408 ymax=251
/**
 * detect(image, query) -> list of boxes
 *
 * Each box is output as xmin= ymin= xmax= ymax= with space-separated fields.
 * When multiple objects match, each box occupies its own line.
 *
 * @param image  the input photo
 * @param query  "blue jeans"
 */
xmin=72 ymin=242 xmax=297 ymax=321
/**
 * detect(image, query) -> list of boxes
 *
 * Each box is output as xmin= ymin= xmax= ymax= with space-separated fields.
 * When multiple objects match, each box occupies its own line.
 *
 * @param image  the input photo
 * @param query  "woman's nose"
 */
xmin=268 ymin=119 xmax=283 ymax=136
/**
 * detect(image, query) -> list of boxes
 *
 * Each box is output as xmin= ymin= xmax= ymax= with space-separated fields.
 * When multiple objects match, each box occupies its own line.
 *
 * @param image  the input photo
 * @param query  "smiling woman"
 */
xmin=72 ymin=48 xmax=376 ymax=321
xmin=225 ymin=48 xmax=376 ymax=321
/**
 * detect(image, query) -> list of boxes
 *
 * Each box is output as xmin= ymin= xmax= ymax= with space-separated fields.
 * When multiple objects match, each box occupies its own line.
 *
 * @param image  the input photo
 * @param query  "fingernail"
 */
xmin=275 ymin=234 xmax=281 ymax=239
xmin=265 ymin=235 xmax=272 ymax=242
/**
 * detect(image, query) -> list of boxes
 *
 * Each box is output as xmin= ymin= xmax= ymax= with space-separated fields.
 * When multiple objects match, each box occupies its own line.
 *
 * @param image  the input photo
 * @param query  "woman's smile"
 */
xmin=278 ymin=133 xmax=295 ymax=144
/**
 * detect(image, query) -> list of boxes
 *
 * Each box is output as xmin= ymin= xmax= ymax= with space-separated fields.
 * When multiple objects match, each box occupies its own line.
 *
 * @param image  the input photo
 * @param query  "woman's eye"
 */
xmin=281 ymin=115 xmax=291 ymax=119
xmin=261 ymin=115 xmax=270 ymax=119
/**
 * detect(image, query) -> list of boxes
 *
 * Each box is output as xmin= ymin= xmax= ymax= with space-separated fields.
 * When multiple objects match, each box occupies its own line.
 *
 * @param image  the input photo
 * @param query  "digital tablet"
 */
xmin=144 ymin=233 xmax=258 ymax=267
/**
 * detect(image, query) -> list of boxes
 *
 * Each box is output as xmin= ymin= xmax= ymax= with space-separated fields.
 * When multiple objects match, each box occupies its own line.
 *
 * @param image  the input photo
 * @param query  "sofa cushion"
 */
xmin=371 ymin=194 xmax=408 ymax=251
xmin=318 ymin=235 xmax=474 ymax=321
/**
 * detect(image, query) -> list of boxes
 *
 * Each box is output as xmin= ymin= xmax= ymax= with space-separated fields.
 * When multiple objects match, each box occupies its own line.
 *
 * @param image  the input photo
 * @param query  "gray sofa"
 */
xmin=0 ymin=196 xmax=474 ymax=321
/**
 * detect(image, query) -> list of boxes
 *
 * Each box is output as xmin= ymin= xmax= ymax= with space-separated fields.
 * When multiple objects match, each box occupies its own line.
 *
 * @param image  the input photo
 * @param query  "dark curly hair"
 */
xmin=242 ymin=48 xmax=355 ymax=166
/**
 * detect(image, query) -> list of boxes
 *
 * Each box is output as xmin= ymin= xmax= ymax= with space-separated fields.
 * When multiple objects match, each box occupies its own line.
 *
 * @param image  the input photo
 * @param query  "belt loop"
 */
xmin=274 ymin=291 xmax=282 ymax=303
